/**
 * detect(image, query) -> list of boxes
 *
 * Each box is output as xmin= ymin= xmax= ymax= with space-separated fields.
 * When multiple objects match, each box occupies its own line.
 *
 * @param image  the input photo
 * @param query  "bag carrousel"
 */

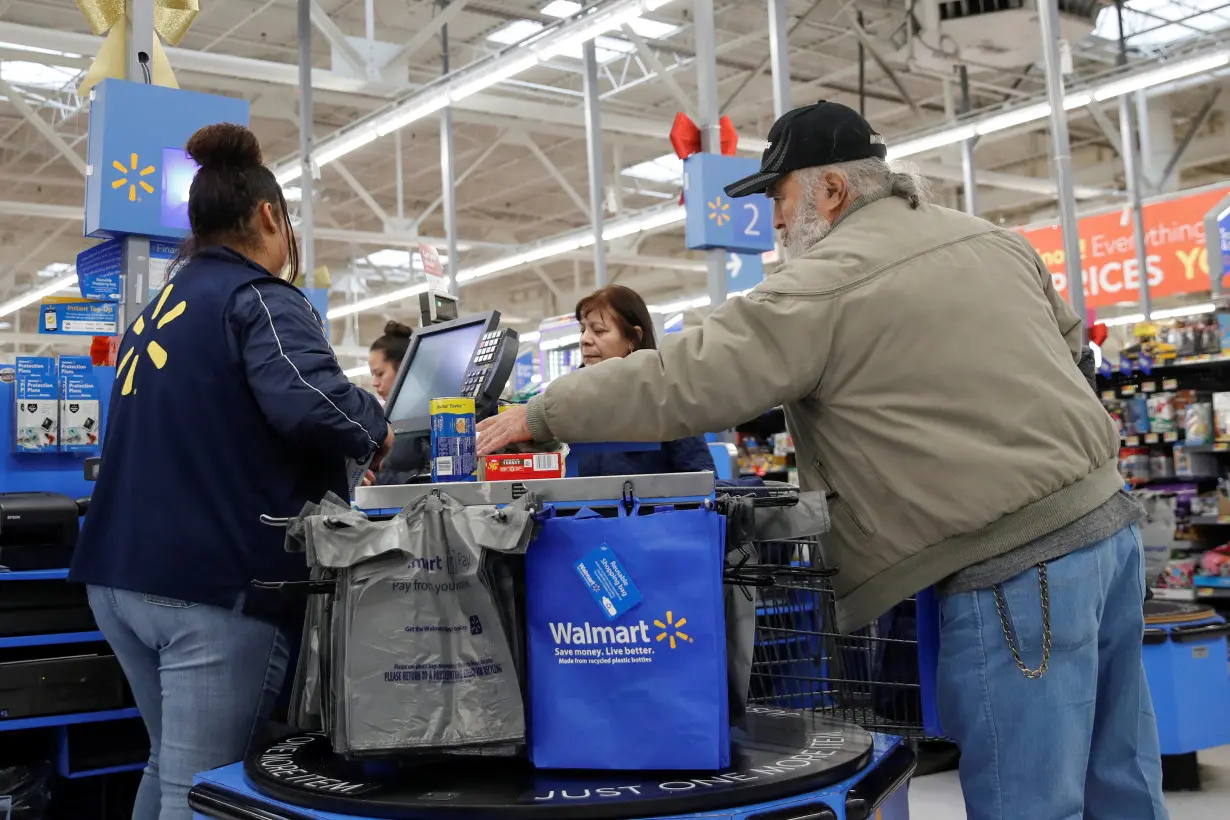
xmin=527 ymin=500 xmax=729 ymax=770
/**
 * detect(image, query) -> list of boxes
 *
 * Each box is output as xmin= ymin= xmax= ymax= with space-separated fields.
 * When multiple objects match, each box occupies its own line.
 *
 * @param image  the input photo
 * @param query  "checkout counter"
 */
xmin=186 ymin=310 xmax=916 ymax=820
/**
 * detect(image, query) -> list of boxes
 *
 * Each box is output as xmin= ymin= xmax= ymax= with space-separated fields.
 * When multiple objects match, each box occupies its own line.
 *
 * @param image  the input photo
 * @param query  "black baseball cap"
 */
xmin=725 ymin=101 xmax=887 ymax=198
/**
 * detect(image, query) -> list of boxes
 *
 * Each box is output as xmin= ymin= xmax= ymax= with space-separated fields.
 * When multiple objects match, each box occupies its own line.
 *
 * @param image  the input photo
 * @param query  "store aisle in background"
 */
xmin=908 ymin=745 xmax=1230 ymax=818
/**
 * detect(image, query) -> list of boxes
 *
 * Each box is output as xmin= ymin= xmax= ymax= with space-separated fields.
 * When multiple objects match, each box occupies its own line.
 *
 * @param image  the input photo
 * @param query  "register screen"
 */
xmin=387 ymin=323 xmax=486 ymax=424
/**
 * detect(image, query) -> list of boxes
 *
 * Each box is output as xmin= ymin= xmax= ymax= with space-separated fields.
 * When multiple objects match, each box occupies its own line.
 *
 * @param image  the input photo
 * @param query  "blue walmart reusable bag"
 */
xmin=526 ymin=502 xmax=729 ymax=770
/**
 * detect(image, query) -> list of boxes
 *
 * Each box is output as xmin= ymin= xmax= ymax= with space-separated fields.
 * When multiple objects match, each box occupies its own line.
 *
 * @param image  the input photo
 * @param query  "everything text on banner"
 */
xmin=527 ymin=504 xmax=729 ymax=771
xmin=1019 ymin=187 xmax=1230 ymax=310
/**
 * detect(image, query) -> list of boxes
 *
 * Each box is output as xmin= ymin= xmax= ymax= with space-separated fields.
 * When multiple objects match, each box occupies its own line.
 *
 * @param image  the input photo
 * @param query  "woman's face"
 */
xmin=369 ymin=350 xmax=400 ymax=400
xmin=580 ymin=308 xmax=636 ymax=366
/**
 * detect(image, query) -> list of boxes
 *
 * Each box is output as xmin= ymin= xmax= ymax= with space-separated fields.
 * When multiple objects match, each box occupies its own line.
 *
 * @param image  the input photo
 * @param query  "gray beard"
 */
xmin=781 ymin=195 xmax=832 ymax=261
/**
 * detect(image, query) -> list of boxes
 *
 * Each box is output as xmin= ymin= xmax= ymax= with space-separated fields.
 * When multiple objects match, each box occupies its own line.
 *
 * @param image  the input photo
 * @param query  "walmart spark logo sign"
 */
xmin=117 ymin=284 xmax=187 ymax=396
xmin=707 ymin=196 xmax=731 ymax=227
xmin=112 ymin=152 xmax=156 ymax=202
xmin=684 ymin=153 xmax=774 ymax=255
xmin=654 ymin=611 xmax=691 ymax=649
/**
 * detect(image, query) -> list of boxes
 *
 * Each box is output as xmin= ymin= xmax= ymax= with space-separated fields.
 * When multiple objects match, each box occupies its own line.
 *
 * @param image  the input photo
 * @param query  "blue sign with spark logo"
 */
xmin=85 ymin=79 xmax=249 ymax=241
xmin=682 ymin=154 xmax=774 ymax=255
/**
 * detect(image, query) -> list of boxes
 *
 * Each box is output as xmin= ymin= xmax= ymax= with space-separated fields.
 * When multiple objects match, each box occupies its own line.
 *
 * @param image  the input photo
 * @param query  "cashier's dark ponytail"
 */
xmin=175 ymin=123 xmax=299 ymax=282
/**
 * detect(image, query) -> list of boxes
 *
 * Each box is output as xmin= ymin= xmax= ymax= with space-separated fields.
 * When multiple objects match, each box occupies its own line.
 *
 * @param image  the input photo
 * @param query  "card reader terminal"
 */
xmin=460 ymin=328 xmax=518 ymax=419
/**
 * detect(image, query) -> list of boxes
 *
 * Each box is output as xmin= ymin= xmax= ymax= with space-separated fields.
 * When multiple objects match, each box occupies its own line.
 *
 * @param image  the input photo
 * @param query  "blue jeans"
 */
xmin=87 ymin=586 xmax=289 ymax=820
xmin=937 ymin=525 xmax=1168 ymax=820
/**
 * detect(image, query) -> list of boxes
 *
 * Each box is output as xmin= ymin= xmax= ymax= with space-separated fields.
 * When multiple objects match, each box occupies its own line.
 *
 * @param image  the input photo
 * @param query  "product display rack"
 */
xmin=1098 ymin=351 xmax=1230 ymax=605
xmin=0 ymin=568 xmax=145 ymax=778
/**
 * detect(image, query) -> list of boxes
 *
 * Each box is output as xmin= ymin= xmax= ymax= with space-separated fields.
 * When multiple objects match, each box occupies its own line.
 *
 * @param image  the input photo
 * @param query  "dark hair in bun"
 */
xmin=176 ymin=123 xmax=298 ymax=281
xmin=370 ymin=320 xmax=413 ymax=367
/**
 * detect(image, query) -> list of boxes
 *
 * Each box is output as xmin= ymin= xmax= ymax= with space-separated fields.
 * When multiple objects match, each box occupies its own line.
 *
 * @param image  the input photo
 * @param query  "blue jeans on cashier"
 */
xmin=937 ymin=525 xmax=1169 ymax=820
xmin=87 ymin=586 xmax=289 ymax=820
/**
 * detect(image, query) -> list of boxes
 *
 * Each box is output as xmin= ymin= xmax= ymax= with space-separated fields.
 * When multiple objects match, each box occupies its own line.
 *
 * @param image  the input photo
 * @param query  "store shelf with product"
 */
xmin=1098 ymin=313 xmax=1230 ymax=609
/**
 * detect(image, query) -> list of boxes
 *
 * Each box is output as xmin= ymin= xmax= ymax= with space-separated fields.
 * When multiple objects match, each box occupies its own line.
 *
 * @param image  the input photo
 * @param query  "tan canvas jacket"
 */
xmin=527 ymin=194 xmax=1122 ymax=631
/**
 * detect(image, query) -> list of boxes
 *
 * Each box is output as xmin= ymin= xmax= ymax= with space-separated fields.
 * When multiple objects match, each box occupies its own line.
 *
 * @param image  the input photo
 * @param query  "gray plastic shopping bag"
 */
xmin=300 ymin=491 xmax=538 ymax=756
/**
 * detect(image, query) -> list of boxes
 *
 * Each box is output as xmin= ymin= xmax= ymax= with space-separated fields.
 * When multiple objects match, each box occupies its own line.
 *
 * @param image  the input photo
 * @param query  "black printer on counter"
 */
xmin=0 ymin=491 xmax=81 ymax=572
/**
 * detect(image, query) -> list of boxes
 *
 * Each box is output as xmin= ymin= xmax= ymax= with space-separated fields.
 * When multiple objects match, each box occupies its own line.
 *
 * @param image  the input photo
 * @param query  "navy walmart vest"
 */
xmin=71 ymin=249 xmax=341 ymax=621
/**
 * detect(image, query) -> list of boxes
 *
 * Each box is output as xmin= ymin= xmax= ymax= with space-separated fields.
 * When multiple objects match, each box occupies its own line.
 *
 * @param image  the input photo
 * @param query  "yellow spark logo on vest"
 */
xmin=112 ymin=153 xmax=156 ymax=202
xmin=117 ymin=285 xmax=187 ymax=397
xmin=707 ymin=196 xmax=731 ymax=227
xmin=654 ymin=611 xmax=691 ymax=649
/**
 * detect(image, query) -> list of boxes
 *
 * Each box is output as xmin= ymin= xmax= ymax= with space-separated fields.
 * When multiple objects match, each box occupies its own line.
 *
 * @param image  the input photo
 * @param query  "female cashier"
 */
xmin=70 ymin=124 xmax=392 ymax=820
xmin=570 ymin=286 xmax=716 ymax=477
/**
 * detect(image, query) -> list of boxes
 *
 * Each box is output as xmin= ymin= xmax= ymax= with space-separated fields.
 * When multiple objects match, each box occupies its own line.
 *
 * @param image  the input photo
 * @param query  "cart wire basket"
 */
xmin=721 ymin=483 xmax=943 ymax=740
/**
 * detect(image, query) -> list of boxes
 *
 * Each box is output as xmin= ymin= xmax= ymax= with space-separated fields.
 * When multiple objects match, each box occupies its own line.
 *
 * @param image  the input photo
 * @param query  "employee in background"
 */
xmin=366 ymin=320 xmax=430 ymax=484
xmin=367 ymin=320 xmax=412 ymax=402
xmin=571 ymin=285 xmax=715 ymax=477
xmin=71 ymin=123 xmax=392 ymax=820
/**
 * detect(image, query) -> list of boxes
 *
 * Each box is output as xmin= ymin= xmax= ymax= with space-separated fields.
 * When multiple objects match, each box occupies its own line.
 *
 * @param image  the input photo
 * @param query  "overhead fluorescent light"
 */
xmin=647 ymin=295 xmax=711 ymax=314
xmin=343 ymin=364 xmax=369 ymax=378
xmin=1093 ymin=52 xmax=1230 ymax=100
xmin=270 ymin=0 xmax=681 ymax=180
xmin=520 ymin=330 xmax=542 ymax=344
xmin=37 ymin=262 xmax=72 ymax=278
xmin=1098 ymin=302 xmax=1216 ymax=327
xmin=540 ymin=332 xmax=582 ymax=351
xmin=328 ymin=283 xmax=429 ymax=320
xmin=314 ymin=128 xmax=380 ymax=167
xmin=374 ymin=93 xmax=450 ymax=136
xmin=623 ymin=153 xmax=683 ymax=184
xmin=0 ymin=41 xmax=82 ymax=59
xmin=0 ymin=61 xmax=80 ymax=89
xmin=886 ymin=49 xmax=1228 ymax=161
xmin=0 ymin=274 xmax=78 ymax=317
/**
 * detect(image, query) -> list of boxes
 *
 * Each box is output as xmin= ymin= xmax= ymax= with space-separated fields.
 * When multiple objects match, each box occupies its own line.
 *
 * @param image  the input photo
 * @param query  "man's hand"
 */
xmin=361 ymin=470 xmax=376 ymax=487
xmin=372 ymin=425 xmax=395 ymax=471
xmin=477 ymin=406 xmax=533 ymax=456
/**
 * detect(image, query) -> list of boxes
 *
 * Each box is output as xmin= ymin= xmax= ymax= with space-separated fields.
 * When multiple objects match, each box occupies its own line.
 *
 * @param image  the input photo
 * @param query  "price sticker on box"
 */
xmin=1101 ymin=390 xmax=1117 ymax=401
xmin=1163 ymin=379 xmax=1179 ymax=390
xmin=1125 ymin=436 xmax=1140 ymax=446
xmin=1121 ymin=385 xmax=1137 ymax=396
xmin=1164 ymin=432 xmax=1179 ymax=443
xmin=1141 ymin=381 xmax=1157 ymax=393
xmin=1145 ymin=434 xmax=1160 ymax=444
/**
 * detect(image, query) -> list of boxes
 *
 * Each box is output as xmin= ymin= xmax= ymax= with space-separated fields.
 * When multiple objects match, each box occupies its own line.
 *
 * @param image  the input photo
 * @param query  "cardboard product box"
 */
xmin=482 ymin=452 xmax=565 ymax=482
xmin=1215 ymin=393 xmax=1230 ymax=442
xmin=14 ymin=357 xmax=59 ymax=453
xmin=58 ymin=356 xmax=101 ymax=454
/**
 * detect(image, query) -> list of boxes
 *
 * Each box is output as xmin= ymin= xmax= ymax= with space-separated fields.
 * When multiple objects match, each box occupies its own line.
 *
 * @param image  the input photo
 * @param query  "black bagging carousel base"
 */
xmin=233 ymin=708 xmax=889 ymax=820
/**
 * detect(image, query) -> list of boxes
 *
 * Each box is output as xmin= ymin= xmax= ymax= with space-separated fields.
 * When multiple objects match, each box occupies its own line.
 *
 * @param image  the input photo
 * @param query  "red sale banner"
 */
xmin=1017 ymin=186 xmax=1229 ymax=310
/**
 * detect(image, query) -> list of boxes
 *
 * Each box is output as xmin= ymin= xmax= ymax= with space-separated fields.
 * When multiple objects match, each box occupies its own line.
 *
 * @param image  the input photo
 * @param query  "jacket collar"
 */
xmin=828 ymin=189 xmax=894 ymax=234
xmin=194 ymin=245 xmax=278 ymax=278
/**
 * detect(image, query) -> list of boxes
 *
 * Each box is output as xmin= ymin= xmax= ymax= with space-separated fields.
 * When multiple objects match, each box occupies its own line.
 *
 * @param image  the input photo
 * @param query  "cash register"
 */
xmin=377 ymin=310 xmax=519 ymax=483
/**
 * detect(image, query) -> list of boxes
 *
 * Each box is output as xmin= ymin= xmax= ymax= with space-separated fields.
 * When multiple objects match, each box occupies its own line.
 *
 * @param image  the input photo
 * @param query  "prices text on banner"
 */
xmin=1018 ymin=187 xmax=1229 ymax=309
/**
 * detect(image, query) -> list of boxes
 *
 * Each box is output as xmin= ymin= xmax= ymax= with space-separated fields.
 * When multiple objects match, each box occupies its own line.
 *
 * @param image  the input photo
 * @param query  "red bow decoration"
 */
xmin=1089 ymin=323 xmax=1109 ymax=347
xmin=669 ymin=113 xmax=739 ymax=204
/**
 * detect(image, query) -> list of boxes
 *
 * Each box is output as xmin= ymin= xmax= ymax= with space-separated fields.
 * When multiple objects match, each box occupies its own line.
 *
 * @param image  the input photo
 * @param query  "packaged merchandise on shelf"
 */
xmin=1198 ymin=544 xmax=1230 ymax=577
xmin=1184 ymin=401 xmax=1214 ymax=445
xmin=1189 ymin=493 xmax=1221 ymax=518
xmin=1119 ymin=447 xmax=1151 ymax=485
xmin=1150 ymin=453 xmax=1175 ymax=479
xmin=1218 ymin=312 xmax=1230 ymax=355
xmin=57 ymin=356 xmax=101 ymax=454
xmin=1170 ymin=390 xmax=1198 ymax=429
xmin=1214 ymin=392 xmax=1230 ymax=441
xmin=1161 ymin=558 xmax=1198 ymax=589
xmin=13 ymin=357 xmax=58 ymax=453
xmin=1147 ymin=393 xmax=1176 ymax=434
xmin=1173 ymin=445 xmax=1218 ymax=478
xmin=1126 ymin=399 xmax=1151 ymax=436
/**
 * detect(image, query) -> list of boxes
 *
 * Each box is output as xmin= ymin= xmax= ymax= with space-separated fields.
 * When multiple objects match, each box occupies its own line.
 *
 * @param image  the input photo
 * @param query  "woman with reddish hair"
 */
xmin=571 ymin=285 xmax=716 ymax=477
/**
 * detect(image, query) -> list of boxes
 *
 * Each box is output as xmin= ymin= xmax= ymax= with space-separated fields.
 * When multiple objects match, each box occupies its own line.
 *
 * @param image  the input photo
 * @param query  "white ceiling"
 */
xmin=0 ymin=0 xmax=1226 ymax=366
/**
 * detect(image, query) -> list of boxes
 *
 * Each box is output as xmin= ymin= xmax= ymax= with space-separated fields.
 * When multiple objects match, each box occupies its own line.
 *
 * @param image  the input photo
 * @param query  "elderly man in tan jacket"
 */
xmin=479 ymin=101 xmax=1167 ymax=820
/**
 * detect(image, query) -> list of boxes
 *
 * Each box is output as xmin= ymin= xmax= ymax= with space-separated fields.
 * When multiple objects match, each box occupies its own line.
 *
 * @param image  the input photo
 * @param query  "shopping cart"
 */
xmin=719 ymin=483 xmax=944 ymax=740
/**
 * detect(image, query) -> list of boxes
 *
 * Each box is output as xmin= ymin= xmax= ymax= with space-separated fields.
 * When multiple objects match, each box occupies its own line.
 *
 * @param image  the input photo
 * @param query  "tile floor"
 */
xmin=908 ymin=746 xmax=1230 ymax=819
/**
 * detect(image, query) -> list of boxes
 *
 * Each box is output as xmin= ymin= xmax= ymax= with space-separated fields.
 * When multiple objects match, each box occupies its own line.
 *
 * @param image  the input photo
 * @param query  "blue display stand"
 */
xmin=0 ymin=366 xmax=114 ymax=498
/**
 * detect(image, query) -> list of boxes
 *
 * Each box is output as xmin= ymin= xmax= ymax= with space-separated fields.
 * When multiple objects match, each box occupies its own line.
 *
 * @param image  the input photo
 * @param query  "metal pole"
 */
xmin=694 ymin=0 xmax=726 ymax=308
xmin=395 ymin=128 xmax=405 ymax=221
xmin=855 ymin=9 xmax=865 ymax=117
xmin=958 ymin=65 xmax=978 ymax=216
xmin=582 ymin=38 xmax=607 ymax=287
xmin=1116 ymin=0 xmax=1150 ymax=319
xmin=121 ymin=0 xmax=155 ymax=323
xmin=1038 ymin=0 xmax=1085 ymax=331
xmin=440 ymin=8 xmax=459 ymax=297
xmin=298 ymin=0 xmax=315 ymax=289
xmin=767 ymin=0 xmax=791 ymax=119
